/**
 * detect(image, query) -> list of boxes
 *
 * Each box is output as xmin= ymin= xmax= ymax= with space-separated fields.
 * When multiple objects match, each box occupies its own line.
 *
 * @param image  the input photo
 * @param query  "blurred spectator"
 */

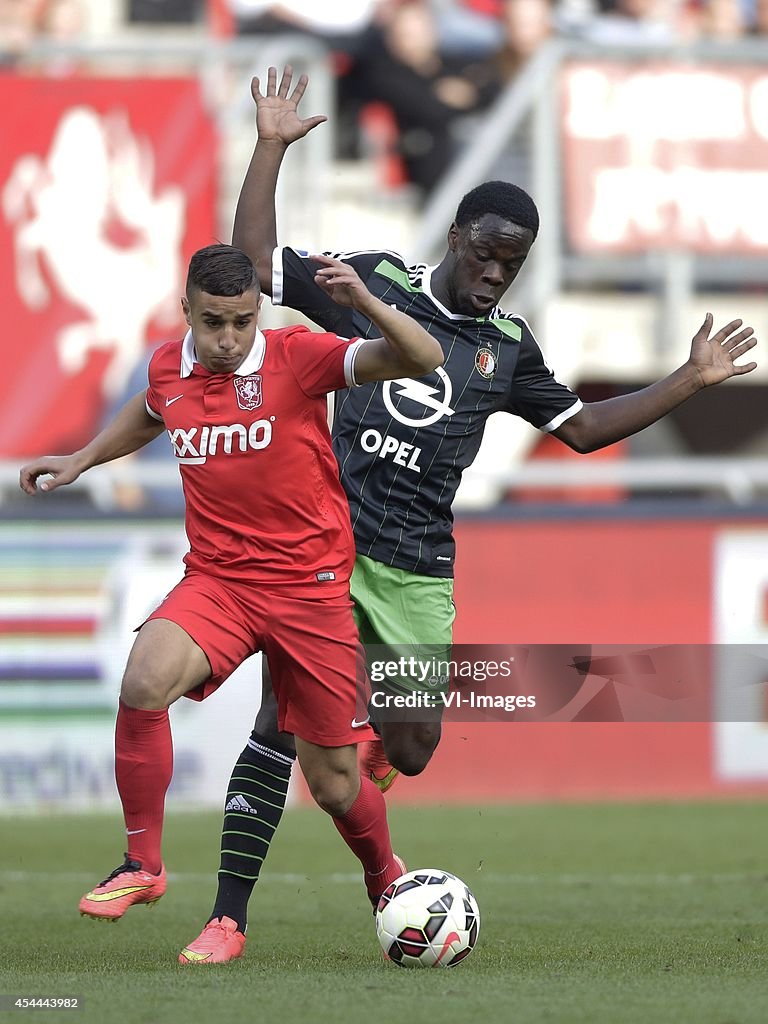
xmin=229 ymin=0 xmax=379 ymax=47
xmin=494 ymin=0 xmax=555 ymax=83
xmin=128 ymin=0 xmax=204 ymax=24
xmin=556 ymin=0 xmax=599 ymax=30
xmin=582 ymin=0 xmax=680 ymax=44
xmin=433 ymin=0 xmax=505 ymax=56
xmin=0 ymin=0 xmax=83 ymax=65
xmin=699 ymin=0 xmax=747 ymax=38
xmin=340 ymin=0 xmax=493 ymax=196
xmin=752 ymin=0 xmax=768 ymax=32
xmin=40 ymin=0 xmax=82 ymax=37
xmin=0 ymin=0 xmax=37 ymax=59
xmin=475 ymin=0 xmax=556 ymax=198
xmin=338 ymin=0 xmax=562 ymax=197
xmin=442 ymin=0 xmax=556 ymax=109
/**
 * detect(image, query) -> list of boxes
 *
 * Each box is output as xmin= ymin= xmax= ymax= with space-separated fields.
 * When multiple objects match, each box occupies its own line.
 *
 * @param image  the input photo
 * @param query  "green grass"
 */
xmin=2 ymin=803 xmax=768 ymax=1024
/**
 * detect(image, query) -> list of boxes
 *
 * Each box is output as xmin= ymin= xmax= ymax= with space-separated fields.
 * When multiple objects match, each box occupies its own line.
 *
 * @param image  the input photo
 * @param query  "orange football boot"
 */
xmin=178 ymin=917 xmax=246 ymax=965
xmin=359 ymin=737 xmax=399 ymax=793
xmin=79 ymin=857 xmax=166 ymax=921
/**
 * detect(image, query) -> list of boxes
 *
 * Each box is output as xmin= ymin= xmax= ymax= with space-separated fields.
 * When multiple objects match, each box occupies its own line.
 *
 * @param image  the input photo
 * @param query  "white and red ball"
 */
xmin=375 ymin=868 xmax=480 ymax=968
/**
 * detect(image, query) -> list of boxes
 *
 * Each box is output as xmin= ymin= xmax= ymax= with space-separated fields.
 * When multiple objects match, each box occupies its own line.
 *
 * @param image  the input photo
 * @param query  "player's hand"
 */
xmin=687 ymin=313 xmax=757 ymax=387
xmin=251 ymin=66 xmax=327 ymax=146
xmin=19 ymin=454 xmax=85 ymax=495
xmin=312 ymin=255 xmax=370 ymax=308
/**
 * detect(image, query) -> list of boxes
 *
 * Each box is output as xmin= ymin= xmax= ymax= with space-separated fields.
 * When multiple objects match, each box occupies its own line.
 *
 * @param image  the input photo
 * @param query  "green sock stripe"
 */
xmin=221 ymin=849 xmax=264 ymax=863
xmin=229 ymin=775 xmax=288 ymax=799
xmin=232 ymin=766 xmax=289 ymax=791
xmin=218 ymin=869 xmax=261 ymax=881
xmin=233 ymin=763 xmax=290 ymax=785
xmin=222 ymin=830 xmax=272 ymax=844
xmin=222 ymin=813 xmax=277 ymax=831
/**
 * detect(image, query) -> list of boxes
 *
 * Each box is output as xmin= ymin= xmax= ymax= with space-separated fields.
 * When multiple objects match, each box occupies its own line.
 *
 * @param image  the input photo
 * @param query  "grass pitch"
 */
xmin=2 ymin=802 xmax=768 ymax=1024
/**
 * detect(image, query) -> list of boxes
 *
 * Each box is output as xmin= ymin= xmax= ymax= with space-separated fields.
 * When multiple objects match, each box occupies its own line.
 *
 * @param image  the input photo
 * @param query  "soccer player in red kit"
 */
xmin=19 ymin=243 xmax=442 ymax=961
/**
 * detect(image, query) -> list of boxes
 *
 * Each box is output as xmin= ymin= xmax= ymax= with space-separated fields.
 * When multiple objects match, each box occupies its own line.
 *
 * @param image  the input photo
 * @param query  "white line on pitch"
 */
xmin=0 ymin=870 xmax=761 ymax=885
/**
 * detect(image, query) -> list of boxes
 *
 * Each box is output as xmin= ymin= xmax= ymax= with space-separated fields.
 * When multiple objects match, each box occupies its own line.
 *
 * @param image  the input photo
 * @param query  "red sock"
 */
xmin=114 ymin=698 xmax=173 ymax=874
xmin=332 ymin=777 xmax=401 ymax=902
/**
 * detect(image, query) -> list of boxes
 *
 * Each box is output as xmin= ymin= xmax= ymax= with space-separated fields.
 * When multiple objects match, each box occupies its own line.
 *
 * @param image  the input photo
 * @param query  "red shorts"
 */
xmin=144 ymin=571 xmax=373 ymax=747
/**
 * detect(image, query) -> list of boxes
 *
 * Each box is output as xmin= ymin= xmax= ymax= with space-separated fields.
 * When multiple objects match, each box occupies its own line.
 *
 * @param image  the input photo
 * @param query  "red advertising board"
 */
xmin=0 ymin=77 xmax=217 ymax=456
xmin=376 ymin=519 xmax=768 ymax=804
xmin=562 ymin=62 xmax=768 ymax=253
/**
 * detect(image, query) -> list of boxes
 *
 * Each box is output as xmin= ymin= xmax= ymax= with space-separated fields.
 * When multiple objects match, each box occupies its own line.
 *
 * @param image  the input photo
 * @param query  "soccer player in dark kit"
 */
xmin=190 ymin=67 xmax=757 ymax=962
xmin=19 ymin=242 xmax=443 ymax=962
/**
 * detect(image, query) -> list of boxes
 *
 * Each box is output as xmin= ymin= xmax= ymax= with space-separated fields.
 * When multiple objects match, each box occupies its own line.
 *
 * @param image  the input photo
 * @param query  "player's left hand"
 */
xmin=251 ymin=66 xmax=327 ymax=146
xmin=312 ymin=255 xmax=370 ymax=308
xmin=688 ymin=313 xmax=757 ymax=387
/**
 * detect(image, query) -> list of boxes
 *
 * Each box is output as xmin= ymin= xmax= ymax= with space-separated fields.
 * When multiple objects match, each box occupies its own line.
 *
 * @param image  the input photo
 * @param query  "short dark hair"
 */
xmin=186 ymin=244 xmax=258 ymax=297
xmin=455 ymin=181 xmax=539 ymax=239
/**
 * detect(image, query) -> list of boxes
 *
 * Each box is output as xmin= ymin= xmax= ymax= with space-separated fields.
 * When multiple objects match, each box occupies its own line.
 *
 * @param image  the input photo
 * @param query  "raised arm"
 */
xmin=312 ymin=256 xmax=443 ymax=381
xmin=554 ymin=314 xmax=757 ymax=453
xmin=19 ymin=391 xmax=164 ymax=495
xmin=232 ymin=65 xmax=327 ymax=295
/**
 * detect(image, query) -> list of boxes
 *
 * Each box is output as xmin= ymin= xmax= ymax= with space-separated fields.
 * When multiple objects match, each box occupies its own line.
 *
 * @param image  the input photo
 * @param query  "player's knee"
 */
xmin=305 ymin=769 xmax=357 ymax=817
xmin=120 ymin=667 xmax=174 ymax=710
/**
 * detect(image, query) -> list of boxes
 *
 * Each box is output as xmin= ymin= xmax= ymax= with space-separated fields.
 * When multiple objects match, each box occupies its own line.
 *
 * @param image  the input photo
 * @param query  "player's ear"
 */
xmin=447 ymin=222 xmax=459 ymax=252
xmin=258 ymin=293 xmax=264 ymax=311
xmin=181 ymin=295 xmax=191 ymax=326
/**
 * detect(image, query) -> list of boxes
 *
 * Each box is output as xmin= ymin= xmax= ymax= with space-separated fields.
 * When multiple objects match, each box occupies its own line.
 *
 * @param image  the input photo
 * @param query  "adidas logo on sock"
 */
xmin=225 ymin=794 xmax=258 ymax=816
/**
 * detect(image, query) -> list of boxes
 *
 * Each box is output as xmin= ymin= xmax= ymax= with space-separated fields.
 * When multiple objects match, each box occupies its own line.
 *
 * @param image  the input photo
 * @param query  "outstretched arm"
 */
xmin=19 ymin=392 xmax=164 ymax=495
xmin=554 ymin=314 xmax=757 ymax=453
xmin=232 ymin=65 xmax=327 ymax=295
xmin=313 ymin=256 xmax=443 ymax=380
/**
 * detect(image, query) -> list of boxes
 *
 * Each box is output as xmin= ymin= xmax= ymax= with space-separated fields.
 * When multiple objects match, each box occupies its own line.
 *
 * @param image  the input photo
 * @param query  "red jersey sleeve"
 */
xmin=144 ymin=347 xmax=166 ymax=422
xmin=282 ymin=325 xmax=366 ymax=398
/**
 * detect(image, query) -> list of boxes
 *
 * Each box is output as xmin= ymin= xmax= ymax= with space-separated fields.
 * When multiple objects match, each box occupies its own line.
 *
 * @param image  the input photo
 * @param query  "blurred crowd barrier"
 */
xmin=3 ymin=514 xmax=768 ymax=811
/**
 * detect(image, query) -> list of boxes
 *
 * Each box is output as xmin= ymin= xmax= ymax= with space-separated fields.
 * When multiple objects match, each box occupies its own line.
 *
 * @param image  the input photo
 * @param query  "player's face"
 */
xmin=182 ymin=288 xmax=262 ymax=373
xmin=446 ymin=214 xmax=534 ymax=317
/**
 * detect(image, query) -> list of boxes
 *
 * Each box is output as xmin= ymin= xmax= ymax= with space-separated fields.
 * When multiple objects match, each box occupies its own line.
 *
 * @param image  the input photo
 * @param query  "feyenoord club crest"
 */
xmin=234 ymin=375 xmax=262 ymax=410
xmin=475 ymin=347 xmax=496 ymax=380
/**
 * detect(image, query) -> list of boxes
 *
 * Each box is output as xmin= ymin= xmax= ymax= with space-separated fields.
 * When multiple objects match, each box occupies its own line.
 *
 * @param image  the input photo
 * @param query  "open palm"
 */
xmin=251 ymin=65 xmax=327 ymax=145
xmin=688 ymin=313 xmax=757 ymax=387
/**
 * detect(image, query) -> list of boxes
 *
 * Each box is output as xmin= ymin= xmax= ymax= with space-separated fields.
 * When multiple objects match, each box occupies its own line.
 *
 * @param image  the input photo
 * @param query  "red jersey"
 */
xmin=145 ymin=325 xmax=367 ymax=594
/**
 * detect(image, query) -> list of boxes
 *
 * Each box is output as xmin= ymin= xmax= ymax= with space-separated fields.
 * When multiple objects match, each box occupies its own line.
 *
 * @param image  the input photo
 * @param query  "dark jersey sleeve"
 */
xmin=500 ymin=319 xmax=583 ymax=432
xmin=271 ymin=246 xmax=397 ymax=335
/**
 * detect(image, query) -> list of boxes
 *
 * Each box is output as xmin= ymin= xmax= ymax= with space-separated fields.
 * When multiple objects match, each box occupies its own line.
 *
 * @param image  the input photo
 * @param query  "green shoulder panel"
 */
xmin=373 ymin=259 xmax=422 ymax=293
xmin=489 ymin=317 xmax=522 ymax=342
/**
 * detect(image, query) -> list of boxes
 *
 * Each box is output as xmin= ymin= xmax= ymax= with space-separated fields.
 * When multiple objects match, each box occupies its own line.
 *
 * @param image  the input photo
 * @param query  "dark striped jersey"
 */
xmin=272 ymin=247 xmax=582 ymax=578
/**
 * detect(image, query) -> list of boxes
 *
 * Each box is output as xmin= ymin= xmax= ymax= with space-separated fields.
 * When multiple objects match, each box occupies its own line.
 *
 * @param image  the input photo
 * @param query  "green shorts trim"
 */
xmin=350 ymin=554 xmax=455 ymax=697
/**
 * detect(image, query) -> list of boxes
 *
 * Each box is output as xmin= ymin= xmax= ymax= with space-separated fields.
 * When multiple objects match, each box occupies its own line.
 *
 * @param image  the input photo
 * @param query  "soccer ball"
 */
xmin=375 ymin=868 xmax=480 ymax=967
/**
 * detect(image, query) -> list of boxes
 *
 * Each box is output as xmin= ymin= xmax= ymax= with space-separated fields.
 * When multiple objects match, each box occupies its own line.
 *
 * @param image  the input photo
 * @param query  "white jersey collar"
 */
xmin=180 ymin=328 xmax=267 ymax=378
